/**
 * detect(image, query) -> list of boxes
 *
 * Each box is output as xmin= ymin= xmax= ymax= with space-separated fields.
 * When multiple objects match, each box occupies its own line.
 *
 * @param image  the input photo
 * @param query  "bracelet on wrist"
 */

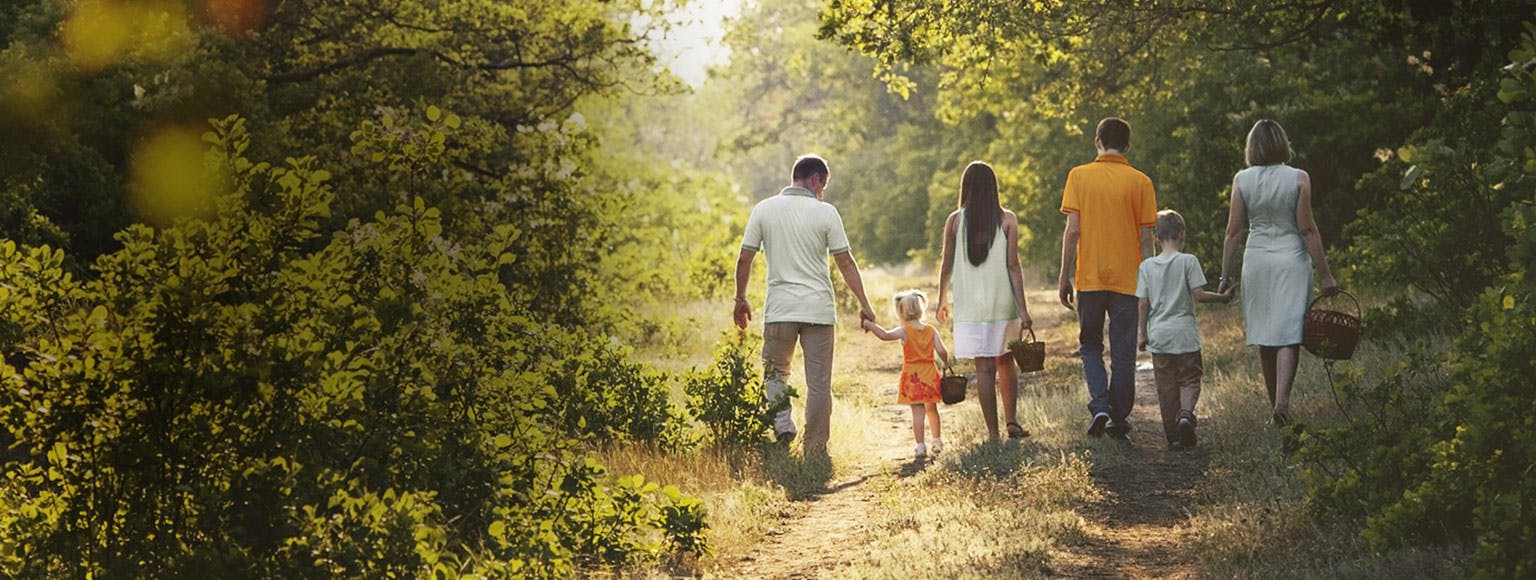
xmin=734 ymin=296 xmax=748 ymax=302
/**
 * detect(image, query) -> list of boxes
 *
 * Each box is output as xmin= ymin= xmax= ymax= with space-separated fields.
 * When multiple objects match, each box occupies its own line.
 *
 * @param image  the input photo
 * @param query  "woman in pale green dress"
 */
xmin=936 ymin=161 xmax=1034 ymax=440
xmin=1218 ymin=120 xmax=1339 ymax=426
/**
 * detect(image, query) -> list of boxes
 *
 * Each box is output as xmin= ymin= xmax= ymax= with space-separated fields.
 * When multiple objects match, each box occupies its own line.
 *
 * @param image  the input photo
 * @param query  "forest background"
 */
xmin=0 ymin=0 xmax=1534 ymax=577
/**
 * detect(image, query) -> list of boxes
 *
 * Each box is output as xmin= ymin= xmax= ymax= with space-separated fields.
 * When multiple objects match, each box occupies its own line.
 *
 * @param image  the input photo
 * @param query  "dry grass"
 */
xmin=828 ymin=453 xmax=1098 ymax=579
xmin=608 ymin=267 xmax=1463 ymax=577
xmin=1183 ymin=319 xmax=1466 ymax=579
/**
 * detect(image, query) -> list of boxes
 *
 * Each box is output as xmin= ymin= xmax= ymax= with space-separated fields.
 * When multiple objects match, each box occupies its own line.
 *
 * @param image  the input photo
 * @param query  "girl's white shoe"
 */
xmin=930 ymin=438 xmax=943 ymax=454
xmin=914 ymin=443 xmax=927 ymax=458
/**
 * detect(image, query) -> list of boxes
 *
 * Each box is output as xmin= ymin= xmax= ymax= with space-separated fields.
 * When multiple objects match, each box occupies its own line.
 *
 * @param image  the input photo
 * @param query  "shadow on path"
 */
xmin=759 ymin=446 xmax=835 ymax=500
xmin=1051 ymin=365 xmax=1211 ymax=578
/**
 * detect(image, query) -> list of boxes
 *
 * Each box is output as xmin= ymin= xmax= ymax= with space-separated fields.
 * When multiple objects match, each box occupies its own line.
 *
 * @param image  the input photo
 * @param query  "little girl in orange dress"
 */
xmin=863 ymin=290 xmax=951 ymax=458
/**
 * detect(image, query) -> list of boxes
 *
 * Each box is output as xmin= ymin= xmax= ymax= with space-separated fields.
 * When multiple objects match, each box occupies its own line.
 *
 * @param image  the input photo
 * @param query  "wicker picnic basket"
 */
xmin=1303 ymin=290 xmax=1362 ymax=360
xmin=1009 ymin=329 xmax=1046 ymax=373
xmin=940 ymin=365 xmax=968 ymax=405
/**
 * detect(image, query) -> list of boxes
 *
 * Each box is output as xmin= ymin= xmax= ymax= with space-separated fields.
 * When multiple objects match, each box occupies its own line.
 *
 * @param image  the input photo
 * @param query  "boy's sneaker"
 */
xmin=930 ymin=438 xmax=943 ymax=455
xmin=1177 ymin=411 xmax=1197 ymax=448
xmin=1086 ymin=412 xmax=1111 ymax=437
xmin=914 ymin=443 xmax=927 ymax=458
xmin=1107 ymin=420 xmax=1131 ymax=440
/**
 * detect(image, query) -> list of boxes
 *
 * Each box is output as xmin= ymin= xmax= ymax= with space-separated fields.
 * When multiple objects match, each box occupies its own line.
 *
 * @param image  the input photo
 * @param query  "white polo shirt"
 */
xmin=741 ymin=186 xmax=852 ymax=325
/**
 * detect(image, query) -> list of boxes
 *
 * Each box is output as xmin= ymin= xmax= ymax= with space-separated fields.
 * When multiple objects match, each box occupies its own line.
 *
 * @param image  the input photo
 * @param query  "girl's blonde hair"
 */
xmin=893 ymin=290 xmax=928 ymax=322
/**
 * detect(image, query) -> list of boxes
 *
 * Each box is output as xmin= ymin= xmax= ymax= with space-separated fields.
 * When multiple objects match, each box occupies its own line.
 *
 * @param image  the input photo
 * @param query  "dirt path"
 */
xmin=725 ymin=473 xmax=878 ymax=578
xmin=726 ymin=363 xmax=1209 ymax=579
xmin=724 ymin=403 xmax=921 ymax=579
xmin=722 ymin=305 xmax=1206 ymax=578
xmin=1049 ymin=363 xmax=1207 ymax=579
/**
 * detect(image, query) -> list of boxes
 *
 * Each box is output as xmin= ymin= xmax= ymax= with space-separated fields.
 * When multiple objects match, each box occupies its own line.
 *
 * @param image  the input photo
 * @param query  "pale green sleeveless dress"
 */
xmin=1236 ymin=164 xmax=1311 ymax=346
xmin=952 ymin=211 xmax=1019 ymax=358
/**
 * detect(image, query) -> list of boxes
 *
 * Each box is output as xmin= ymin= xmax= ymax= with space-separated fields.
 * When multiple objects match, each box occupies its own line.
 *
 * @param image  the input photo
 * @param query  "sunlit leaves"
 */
xmin=0 ymin=116 xmax=708 ymax=576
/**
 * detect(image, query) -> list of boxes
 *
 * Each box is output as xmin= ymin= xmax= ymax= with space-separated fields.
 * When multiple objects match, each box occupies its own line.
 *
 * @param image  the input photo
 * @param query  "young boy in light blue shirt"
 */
xmin=1136 ymin=210 xmax=1233 ymax=449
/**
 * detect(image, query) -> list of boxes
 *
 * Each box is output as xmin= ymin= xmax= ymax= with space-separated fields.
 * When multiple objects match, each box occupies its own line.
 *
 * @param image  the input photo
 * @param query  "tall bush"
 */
xmin=1299 ymin=24 xmax=1536 ymax=577
xmin=684 ymin=332 xmax=792 ymax=449
xmin=0 ymin=117 xmax=705 ymax=577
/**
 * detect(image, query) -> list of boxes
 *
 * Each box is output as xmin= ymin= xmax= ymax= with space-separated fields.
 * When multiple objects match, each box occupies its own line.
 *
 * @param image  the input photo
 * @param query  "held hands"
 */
xmin=858 ymin=305 xmax=877 ymax=332
xmin=1217 ymin=286 xmax=1235 ymax=303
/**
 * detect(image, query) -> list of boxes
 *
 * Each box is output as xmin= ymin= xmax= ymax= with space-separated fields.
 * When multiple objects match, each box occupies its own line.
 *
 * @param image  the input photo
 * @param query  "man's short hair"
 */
xmin=792 ymin=154 xmax=830 ymax=181
xmin=1096 ymin=118 xmax=1131 ymax=152
xmin=1155 ymin=209 xmax=1185 ymax=241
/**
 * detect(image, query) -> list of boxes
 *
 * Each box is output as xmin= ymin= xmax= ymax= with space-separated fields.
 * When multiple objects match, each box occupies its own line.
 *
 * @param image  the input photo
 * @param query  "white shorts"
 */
xmin=953 ymin=318 xmax=1021 ymax=359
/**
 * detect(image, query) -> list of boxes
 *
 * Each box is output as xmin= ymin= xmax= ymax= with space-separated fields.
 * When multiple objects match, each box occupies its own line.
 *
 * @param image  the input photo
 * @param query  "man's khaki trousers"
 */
xmin=762 ymin=322 xmax=834 ymax=451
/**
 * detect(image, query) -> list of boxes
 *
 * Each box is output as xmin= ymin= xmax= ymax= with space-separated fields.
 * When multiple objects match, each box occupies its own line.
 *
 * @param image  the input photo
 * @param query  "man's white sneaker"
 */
xmin=914 ymin=443 xmax=927 ymax=458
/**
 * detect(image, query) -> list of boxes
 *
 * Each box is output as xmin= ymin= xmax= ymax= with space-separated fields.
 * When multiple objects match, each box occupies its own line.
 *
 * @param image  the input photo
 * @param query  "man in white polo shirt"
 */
xmin=733 ymin=154 xmax=876 ymax=454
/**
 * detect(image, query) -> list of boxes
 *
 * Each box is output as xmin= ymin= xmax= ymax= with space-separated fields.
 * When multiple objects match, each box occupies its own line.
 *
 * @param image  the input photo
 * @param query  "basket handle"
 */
xmin=1020 ymin=328 xmax=1037 ymax=344
xmin=1306 ymin=289 xmax=1360 ymax=318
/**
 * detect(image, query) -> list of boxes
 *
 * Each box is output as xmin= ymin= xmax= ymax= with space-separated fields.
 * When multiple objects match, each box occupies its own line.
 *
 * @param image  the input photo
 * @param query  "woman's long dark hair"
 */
xmin=959 ymin=161 xmax=1001 ymax=266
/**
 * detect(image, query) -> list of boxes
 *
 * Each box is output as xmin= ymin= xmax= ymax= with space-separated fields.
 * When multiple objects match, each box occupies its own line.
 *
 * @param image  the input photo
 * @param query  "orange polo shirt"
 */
xmin=1060 ymin=153 xmax=1157 ymax=296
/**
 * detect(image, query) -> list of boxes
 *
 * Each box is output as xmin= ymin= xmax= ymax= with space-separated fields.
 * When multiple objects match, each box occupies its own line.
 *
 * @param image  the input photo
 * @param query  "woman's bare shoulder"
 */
xmin=944 ymin=210 xmax=961 ymax=227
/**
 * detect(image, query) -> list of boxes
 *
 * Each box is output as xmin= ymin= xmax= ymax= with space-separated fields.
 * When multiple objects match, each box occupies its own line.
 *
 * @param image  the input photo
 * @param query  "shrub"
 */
xmin=684 ymin=332 xmax=793 ymax=448
xmin=546 ymin=338 xmax=691 ymax=449
xmin=1299 ymin=24 xmax=1536 ymax=577
xmin=0 ymin=117 xmax=706 ymax=577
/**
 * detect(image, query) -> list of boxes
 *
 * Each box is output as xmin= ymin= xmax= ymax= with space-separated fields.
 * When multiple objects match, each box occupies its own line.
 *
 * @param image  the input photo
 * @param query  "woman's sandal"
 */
xmin=1006 ymin=421 xmax=1030 ymax=439
xmin=1272 ymin=411 xmax=1293 ymax=428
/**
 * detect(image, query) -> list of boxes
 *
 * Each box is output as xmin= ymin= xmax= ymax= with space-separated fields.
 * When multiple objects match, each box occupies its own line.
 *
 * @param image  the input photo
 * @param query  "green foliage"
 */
xmin=546 ymin=340 xmax=691 ymax=449
xmin=698 ymin=0 xmax=970 ymax=267
xmin=819 ymin=1 xmax=1534 ymax=269
xmin=1298 ymin=24 xmax=1536 ymax=578
xmin=684 ymin=332 xmax=792 ymax=449
xmin=0 ymin=0 xmax=742 ymax=574
xmin=1347 ymin=80 xmax=1517 ymax=312
xmin=0 ymin=0 xmax=671 ymax=265
xmin=0 ymin=117 xmax=706 ymax=577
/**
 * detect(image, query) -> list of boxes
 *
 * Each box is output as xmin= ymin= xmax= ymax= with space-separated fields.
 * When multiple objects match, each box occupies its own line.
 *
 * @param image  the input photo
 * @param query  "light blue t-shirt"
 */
xmin=1135 ymin=252 xmax=1208 ymax=355
xmin=741 ymin=186 xmax=852 ymax=325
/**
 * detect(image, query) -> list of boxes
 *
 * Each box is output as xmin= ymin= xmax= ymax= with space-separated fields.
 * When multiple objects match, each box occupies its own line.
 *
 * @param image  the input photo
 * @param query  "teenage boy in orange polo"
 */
xmin=1058 ymin=118 xmax=1157 ymax=440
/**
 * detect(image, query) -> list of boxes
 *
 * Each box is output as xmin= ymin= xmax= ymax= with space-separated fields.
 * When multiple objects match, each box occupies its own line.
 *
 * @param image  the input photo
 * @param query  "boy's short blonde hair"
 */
xmin=1155 ymin=209 xmax=1186 ymax=241
xmin=893 ymin=290 xmax=928 ymax=322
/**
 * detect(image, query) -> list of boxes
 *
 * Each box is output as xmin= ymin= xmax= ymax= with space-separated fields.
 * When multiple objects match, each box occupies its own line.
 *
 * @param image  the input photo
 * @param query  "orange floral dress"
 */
xmin=898 ymin=322 xmax=942 ymax=405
